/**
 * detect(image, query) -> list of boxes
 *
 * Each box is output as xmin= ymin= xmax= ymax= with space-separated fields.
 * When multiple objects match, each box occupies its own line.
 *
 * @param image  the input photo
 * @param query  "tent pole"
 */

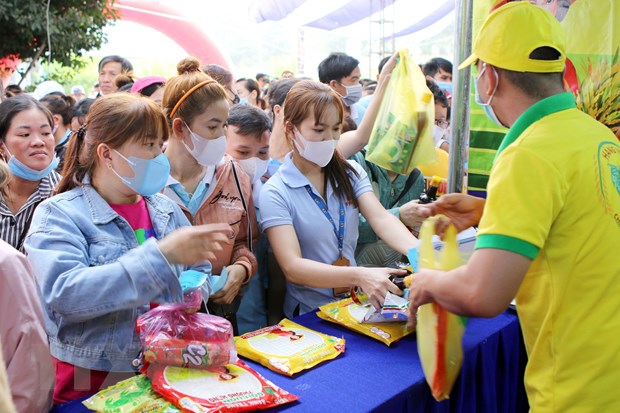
xmin=447 ymin=0 xmax=474 ymax=194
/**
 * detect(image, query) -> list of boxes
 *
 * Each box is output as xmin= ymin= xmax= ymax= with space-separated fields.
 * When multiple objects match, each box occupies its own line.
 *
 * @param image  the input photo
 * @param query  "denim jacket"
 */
xmin=24 ymin=181 xmax=211 ymax=372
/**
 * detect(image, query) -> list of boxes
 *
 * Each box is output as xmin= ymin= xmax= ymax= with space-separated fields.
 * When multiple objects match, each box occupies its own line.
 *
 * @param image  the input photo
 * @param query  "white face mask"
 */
xmin=338 ymin=83 xmax=363 ymax=106
xmin=184 ymin=123 xmax=227 ymax=166
xmin=293 ymin=128 xmax=338 ymax=167
xmin=237 ymin=157 xmax=269 ymax=182
xmin=432 ymin=124 xmax=447 ymax=145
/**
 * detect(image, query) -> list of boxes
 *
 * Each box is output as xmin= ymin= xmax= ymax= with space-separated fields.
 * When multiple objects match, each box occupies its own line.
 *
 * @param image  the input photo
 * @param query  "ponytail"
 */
xmin=57 ymin=126 xmax=87 ymax=193
xmin=324 ymin=149 xmax=359 ymax=208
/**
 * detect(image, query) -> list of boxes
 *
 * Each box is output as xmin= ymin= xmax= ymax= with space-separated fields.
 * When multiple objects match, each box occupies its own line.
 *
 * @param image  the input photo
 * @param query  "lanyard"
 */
xmin=305 ymin=185 xmax=345 ymax=256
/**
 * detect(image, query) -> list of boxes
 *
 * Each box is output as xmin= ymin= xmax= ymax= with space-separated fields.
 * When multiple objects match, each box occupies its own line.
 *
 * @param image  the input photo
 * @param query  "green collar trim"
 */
xmin=494 ymin=92 xmax=576 ymax=162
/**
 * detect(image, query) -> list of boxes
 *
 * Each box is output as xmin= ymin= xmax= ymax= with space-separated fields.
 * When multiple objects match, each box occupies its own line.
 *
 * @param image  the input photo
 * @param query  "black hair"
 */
xmin=267 ymin=78 xmax=301 ymax=115
xmin=71 ymin=98 xmax=95 ymax=127
xmin=40 ymin=93 xmax=76 ymax=126
xmin=4 ymin=84 xmax=23 ymax=98
xmin=256 ymin=73 xmax=268 ymax=82
xmin=378 ymin=56 xmax=391 ymax=74
xmin=0 ymin=95 xmax=54 ymax=142
xmin=497 ymin=47 xmax=565 ymax=99
xmin=318 ymin=52 xmax=360 ymax=84
xmin=227 ymin=104 xmax=272 ymax=137
xmin=423 ymin=57 xmax=453 ymax=77
xmin=426 ymin=79 xmax=449 ymax=108
xmin=97 ymin=55 xmax=133 ymax=73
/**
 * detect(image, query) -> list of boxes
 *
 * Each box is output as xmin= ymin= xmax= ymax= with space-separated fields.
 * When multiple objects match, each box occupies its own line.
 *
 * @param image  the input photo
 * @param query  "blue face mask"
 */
xmin=6 ymin=148 xmax=59 ymax=181
xmin=436 ymin=81 xmax=453 ymax=95
xmin=111 ymin=150 xmax=171 ymax=196
xmin=474 ymin=66 xmax=506 ymax=128
xmin=238 ymin=97 xmax=249 ymax=106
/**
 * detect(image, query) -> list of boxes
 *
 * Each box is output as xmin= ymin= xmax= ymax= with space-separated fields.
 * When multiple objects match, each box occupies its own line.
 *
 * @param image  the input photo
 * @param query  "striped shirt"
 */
xmin=0 ymin=171 xmax=61 ymax=251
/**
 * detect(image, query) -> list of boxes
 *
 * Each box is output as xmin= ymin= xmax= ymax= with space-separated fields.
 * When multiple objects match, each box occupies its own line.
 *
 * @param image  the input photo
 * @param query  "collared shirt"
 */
xmin=163 ymin=164 xmax=217 ymax=217
xmin=474 ymin=92 xmax=620 ymax=412
xmin=0 ymin=171 xmax=61 ymax=251
xmin=259 ymin=153 xmax=373 ymax=317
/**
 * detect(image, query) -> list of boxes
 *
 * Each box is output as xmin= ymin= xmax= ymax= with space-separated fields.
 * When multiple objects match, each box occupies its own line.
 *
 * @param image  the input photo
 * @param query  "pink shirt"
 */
xmin=0 ymin=240 xmax=53 ymax=412
xmin=110 ymin=197 xmax=156 ymax=245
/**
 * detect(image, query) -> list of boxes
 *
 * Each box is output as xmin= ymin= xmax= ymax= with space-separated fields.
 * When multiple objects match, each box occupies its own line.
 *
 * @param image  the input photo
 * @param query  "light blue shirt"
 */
xmin=259 ymin=153 xmax=373 ymax=317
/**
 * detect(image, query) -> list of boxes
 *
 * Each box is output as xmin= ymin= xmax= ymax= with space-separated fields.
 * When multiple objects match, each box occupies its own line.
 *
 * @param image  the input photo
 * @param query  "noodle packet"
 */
xmin=234 ymin=319 xmax=345 ymax=376
xmin=149 ymin=359 xmax=298 ymax=413
xmin=82 ymin=374 xmax=179 ymax=413
xmin=317 ymin=298 xmax=414 ymax=346
xmin=136 ymin=305 xmax=237 ymax=373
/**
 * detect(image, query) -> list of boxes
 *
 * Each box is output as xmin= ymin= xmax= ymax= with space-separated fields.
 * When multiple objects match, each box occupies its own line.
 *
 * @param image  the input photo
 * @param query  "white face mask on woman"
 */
xmin=184 ymin=123 xmax=227 ymax=166
xmin=293 ymin=128 xmax=338 ymax=167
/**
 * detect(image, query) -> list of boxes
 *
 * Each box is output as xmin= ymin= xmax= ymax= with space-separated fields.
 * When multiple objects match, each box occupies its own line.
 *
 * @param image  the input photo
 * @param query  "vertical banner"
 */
xmin=466 ymin=0 xmax=620 ymax=198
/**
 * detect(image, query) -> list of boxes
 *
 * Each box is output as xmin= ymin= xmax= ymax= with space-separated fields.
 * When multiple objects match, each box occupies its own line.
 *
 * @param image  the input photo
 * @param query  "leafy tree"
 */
xmin=0 ymin=0 xmax=118 ymax=82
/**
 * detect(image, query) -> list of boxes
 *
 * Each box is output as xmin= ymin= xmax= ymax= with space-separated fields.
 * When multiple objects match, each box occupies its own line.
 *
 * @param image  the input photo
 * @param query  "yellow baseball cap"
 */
xmin=459 ymin=2 xmax=566 ymax=73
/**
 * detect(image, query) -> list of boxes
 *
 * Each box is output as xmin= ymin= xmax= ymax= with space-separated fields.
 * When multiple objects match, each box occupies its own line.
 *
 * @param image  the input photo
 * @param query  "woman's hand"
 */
xmin=357 ymin=267 xmax=408 ymax=310
xmin=209 ymin=264 xmax=247 ymax=304
xmin=158 ymin=223 xmax=232 ymax=265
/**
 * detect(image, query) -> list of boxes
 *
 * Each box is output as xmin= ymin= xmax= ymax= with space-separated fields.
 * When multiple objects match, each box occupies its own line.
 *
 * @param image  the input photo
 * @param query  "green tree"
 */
xmin=0 ymin=0 xmax=118 ymax=82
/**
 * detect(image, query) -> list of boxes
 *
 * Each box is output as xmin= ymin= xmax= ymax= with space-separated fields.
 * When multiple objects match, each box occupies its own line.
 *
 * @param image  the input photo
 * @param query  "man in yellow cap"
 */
xmin=407 ymin=2 xmax=620 ymax=411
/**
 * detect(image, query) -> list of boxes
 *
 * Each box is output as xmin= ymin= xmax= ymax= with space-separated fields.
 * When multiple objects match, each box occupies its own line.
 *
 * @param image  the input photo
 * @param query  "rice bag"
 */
xmin=136 ymin=304 xmax=237 ymax=373
xmin=149 ymin=359 xmax=298 ymax=413
xmin=416 ymin=217 xmax=468 ymax=401
xmin=82 ymin=374 xmax=180 ymax=413
xmin=317 ymin=298 xmax=414 ymax=346
xmin=234 ymin=319 xmax=345 ymax=376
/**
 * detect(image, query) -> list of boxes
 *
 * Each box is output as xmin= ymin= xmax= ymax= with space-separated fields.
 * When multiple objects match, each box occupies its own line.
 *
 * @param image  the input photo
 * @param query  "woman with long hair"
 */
xmin=259 ymin=80 xmax=417 ymax=317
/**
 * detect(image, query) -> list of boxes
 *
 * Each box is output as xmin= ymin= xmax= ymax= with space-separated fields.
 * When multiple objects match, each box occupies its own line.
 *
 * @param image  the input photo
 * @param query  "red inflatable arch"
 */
xmin=115 ymin=0 xmax=231 ymax=70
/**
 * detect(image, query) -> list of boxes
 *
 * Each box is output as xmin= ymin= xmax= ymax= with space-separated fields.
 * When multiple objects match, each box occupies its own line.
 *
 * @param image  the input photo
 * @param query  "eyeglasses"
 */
xmin=435 ymin=119 xmax=449 ymax=128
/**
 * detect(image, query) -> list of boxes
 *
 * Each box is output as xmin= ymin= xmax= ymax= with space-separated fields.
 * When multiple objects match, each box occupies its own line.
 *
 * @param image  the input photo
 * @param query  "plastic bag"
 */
xmin=149 ymin=359 xmax=298 ymax=413
xmin=317 ymin=298 xmax=414 ymax=346
xmin=234 ymin=319 xmax=345 ymax=376
xmin=414 ymin=217 xmax=468 ymax=401
xmin=136 ymin=304 xmax=237 ymax=373
xmin=366 ymin=48 xmax=437 ymax=175
xmin=82 ymin=375 xmax=180 ymax=413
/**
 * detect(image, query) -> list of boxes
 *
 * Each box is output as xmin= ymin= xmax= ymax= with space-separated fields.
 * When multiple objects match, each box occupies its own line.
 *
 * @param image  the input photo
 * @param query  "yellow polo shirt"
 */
xmin=475 ymin=93 xmax=620 ymax=412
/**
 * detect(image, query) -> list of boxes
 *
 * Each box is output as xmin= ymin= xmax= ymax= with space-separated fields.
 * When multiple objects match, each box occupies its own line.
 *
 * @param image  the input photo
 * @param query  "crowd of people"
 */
xmin=0 ymin=2 xmax=618 ymax=412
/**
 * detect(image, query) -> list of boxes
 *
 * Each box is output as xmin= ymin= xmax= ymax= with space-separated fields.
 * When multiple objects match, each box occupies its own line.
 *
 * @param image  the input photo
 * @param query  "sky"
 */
xmin=94 ymin=0 xmax=456 ymax=81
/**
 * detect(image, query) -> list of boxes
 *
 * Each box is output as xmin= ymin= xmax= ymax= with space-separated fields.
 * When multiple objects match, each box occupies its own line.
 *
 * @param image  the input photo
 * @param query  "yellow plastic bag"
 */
xmin=366 ymin=48 xmax=437 ymax=175
xmin=317 ymin=298 xmax=414 ymax=346
xmin=234 ymin=319 xmax=345 ymax=376
xmin=416 ymin=217 xmax=468 ymax=401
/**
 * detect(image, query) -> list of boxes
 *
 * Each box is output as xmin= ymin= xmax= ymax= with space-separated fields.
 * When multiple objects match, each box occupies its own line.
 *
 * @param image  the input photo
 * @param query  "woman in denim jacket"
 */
xmin=24 ymin=94 xmax=231 ymax=404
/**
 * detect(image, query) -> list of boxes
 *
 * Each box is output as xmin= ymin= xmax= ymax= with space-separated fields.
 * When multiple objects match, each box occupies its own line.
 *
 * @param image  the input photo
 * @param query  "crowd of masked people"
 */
xmin=0 ymin=51 xmax=453 ymax=410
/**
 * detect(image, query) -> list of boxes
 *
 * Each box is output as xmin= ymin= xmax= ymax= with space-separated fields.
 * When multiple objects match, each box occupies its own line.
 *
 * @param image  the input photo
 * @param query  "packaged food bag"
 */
xmin=415 ymin=217 xmax=468 ymax=401
xmin=136 ymin=303 xmax=237 ymax=373
xmin=317 ymin=298 xmax=414 ymax=346
xmin=366 ymin=48 xmax=437 ymax=175
xmin=234 ymin=319 xmax=345 ymax=376
xmin=82 ymin=374 xmax=180 ymax=413
xmin=149 ymin=359 xmax=298 ymax=413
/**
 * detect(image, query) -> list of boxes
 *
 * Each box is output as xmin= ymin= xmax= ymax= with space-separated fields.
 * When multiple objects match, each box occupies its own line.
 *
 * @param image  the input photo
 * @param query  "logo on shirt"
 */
xmin=597 ymin=141 xmax=620 ymax=227
xmin=210 ymin=190 xmax=243 ymax=211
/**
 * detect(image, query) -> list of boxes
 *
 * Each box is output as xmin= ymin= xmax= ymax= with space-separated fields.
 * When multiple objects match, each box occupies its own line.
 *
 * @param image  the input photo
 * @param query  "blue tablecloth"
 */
xmin=53 ymin=309 xmax=527 ymax=413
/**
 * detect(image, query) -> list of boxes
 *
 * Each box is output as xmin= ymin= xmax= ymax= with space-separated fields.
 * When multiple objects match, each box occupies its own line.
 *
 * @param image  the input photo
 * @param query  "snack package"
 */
xmin=82 ymin=374 xmax=180 ymax=413
xmin=415 ymin=217 xmax=468 ymax=401
xmin=149 ymin=359 xmax=298 ymax=413
xmin=317 ymin=298 xmax=414 ymax=346
xmin=234 ymin=319 xmax=345 ymax=376
xmin=136 ymin=304 xmax=237 ymax=373
xmin=366 ymin=48 xmax=437 ymax=175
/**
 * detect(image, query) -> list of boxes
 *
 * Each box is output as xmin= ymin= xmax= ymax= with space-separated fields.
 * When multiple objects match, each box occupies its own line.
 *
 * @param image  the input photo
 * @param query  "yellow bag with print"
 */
xmin=234 ymin=319 xmax=345 ymax=376
xmin=366 ymin=48 xmax=437 ymax=175
xmin=317 ymin=298 xmax=414 ymax=346
xmin=416 ymin=217 xmax=468 ymax=401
